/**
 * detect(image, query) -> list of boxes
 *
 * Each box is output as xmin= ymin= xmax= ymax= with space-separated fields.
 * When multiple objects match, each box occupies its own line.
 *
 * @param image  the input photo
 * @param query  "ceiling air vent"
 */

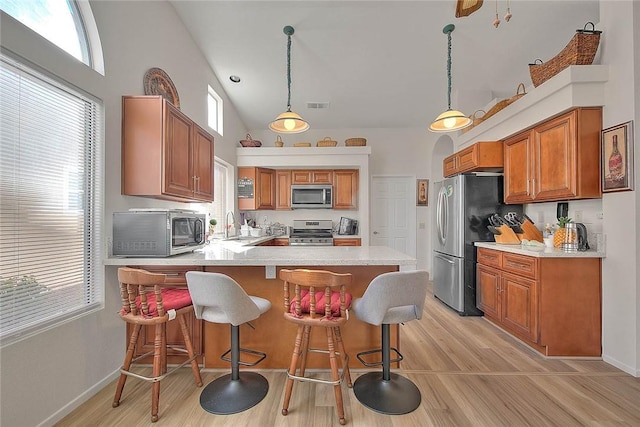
xmin=306 ymin=102 xmax=330 ymax=109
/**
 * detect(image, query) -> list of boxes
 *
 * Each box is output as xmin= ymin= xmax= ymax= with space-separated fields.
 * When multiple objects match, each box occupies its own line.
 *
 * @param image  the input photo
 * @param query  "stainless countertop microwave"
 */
xmin=113 ymin=209 xmax=206 ymax=257
xmin=290 ymin=184 xmax=333 ymax=209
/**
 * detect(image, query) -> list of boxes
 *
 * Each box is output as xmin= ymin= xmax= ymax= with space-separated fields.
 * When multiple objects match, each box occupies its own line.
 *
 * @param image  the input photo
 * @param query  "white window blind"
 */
xmin=0 ymin=52 xmax=104 ymax=346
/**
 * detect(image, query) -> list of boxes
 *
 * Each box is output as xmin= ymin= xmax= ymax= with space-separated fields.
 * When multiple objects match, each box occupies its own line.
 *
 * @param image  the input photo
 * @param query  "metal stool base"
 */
xmin=199 ymin=372 xmax=269 ymax=415
xmin=353 ymin=371 xmax=421 ymax=415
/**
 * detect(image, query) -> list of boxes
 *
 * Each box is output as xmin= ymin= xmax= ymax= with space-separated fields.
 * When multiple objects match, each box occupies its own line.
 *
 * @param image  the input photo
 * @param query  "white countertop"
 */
xmin=474 ymin=242 xmax=605 ymax=258
xmin=104 ymin=245 xmax=417 ymax=267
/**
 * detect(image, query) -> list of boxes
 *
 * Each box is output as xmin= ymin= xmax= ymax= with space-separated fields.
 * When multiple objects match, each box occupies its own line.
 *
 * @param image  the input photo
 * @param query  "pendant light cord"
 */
xmin=446 ymin=28 xmax=452 ymax=110
xmin=286 ymin=32 xmax=292 ymax=111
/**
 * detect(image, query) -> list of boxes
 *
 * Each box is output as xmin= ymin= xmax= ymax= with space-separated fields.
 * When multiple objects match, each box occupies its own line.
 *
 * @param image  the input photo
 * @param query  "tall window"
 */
xmin=210 ymin=159 xmax=231 ymax=229
xmin=208 ymin=85 xmax=223 ymax=135
xmin=0 ymin=52 xmax=104 ymax=346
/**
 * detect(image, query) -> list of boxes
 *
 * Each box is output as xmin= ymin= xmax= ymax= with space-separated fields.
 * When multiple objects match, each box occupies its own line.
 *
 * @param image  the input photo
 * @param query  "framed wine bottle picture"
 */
xmin=602 ymin=121 xmax=634 ymax=193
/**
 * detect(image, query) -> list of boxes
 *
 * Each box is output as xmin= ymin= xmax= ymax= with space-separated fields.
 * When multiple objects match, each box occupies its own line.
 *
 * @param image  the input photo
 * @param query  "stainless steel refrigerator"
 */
xmin=432 ymin=174 xmax=522 ymax=315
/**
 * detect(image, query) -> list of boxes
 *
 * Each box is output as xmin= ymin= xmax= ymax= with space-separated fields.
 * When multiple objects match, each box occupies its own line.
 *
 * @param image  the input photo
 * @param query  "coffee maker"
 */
xmin=575 ymin=223 xmax=590 ymax=251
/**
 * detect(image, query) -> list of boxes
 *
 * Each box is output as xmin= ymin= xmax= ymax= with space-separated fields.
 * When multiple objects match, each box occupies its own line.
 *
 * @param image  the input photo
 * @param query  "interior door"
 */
xmin=370 ymin=176 xmax=416 ymax=256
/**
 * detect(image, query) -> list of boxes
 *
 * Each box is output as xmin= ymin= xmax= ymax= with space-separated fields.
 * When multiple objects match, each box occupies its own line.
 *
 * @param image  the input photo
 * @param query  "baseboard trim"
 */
xmin=38 ymin=368 xmax=120 ymax=427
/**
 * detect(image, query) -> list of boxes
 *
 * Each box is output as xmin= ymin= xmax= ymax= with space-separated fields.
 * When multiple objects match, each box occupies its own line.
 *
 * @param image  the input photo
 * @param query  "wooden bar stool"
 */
xmin=279 ymin=269 xmax=353 ymax=425
xmin=186 ymin=271 xmax=271 ymax=415
xmin=351 ymin=270 xmax=428 ymax=415
xmin=113 ymin=267 xmax=203 ymax=423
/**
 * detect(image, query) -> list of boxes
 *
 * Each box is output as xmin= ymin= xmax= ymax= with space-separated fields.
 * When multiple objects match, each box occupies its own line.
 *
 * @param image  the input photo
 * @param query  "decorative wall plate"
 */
xmin=143 ymin=67 xmax=180 ymax=109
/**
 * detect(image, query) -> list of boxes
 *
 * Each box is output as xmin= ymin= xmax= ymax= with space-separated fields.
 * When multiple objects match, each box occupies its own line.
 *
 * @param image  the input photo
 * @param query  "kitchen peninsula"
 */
xmin=105 ymin=245 xmax=416 ymax=368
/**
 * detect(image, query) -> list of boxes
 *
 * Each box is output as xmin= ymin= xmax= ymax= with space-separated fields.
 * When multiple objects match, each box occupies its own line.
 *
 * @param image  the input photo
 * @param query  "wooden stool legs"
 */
xmin=282 ymin=324 xmax=351 ymax=425
xmin=113 ymin=316 xmax=202 ymax=423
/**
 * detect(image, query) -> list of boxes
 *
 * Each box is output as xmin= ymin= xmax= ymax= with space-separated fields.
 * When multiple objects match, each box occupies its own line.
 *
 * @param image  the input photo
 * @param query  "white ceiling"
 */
xmin=170 ymin=0 xmax=600 ymax=131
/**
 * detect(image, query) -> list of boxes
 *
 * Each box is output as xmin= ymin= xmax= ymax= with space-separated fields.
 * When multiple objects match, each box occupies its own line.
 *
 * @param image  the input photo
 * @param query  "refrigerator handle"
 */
xmin=434 ymin=253 xmax=455 ymax=264
xmin=437 ymin=187 xmax=447 ymax=245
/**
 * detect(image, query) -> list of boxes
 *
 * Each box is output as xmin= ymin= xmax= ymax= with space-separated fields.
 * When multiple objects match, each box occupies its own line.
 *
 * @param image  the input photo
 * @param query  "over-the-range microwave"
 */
xmin=290 ymin=184 xmax=333 ymax=209
xmin=113 ymin=209 xmax=206 ymax=257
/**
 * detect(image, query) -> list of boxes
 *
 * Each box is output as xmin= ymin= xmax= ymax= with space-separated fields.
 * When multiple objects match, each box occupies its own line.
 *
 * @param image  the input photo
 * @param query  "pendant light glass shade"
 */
xmin=270 ymin=26 xmax=309 ymax=134
xmin=429 ymin=24 xmax=471 ymax=133
xmin=429 ymin=109 xmax=471 ymax=132
xmin=269 ymin=108 xmax=309 ymax=133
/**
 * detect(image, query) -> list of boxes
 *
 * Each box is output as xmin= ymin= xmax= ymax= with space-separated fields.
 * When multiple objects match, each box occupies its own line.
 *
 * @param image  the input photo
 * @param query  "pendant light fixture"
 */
xmin=269 ymin=26 xmax=309 ymax=134
xmin=429 ymin=24 xmax=471 ymax=133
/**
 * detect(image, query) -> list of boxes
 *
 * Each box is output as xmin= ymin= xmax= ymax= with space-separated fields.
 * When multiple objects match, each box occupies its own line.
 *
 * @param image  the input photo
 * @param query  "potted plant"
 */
xmin=209 ymin=218 xmax=217 ymax=236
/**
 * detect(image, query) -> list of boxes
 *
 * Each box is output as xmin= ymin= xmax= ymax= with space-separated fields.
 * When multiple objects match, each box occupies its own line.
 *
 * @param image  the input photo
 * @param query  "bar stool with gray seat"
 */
xmin=185 ymin=271 xmax=271 ymax=415
xmin=352 ymin=270 xmax=429 ymax=415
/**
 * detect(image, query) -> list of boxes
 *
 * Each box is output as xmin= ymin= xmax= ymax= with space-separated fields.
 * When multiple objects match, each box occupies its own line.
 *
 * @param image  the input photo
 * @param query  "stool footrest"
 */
xmin=221 ymin=347 xmax=267 ymax=367
xmin=121 ymin=346 xmax=199 ymax=383
xmin=286 ymin=352 xmax=350 ymax=386
xmin=356 ymin=347 xmax=403 ymax=367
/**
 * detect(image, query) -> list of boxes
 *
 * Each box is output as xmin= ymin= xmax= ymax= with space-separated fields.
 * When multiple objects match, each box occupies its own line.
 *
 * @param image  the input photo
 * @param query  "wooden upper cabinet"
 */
xmin=291 ymin=170 xmax=333 ymax=184
xmin=333 ymin=169 xmax=358 ymax=210
xmin=504 ymin=107 xmax=602 ymax=204
xmin=443 ymin=141 xmax=504 ymax=177
xmin=238 ymin=167 xmax=276 ymax=210
xmin=276 ymin=169 xmax=292 ymax=210
xmin=192 ymin=125 xmax=215 ymax=200
xmin=122 ymin=95 xmax=214 ymax=202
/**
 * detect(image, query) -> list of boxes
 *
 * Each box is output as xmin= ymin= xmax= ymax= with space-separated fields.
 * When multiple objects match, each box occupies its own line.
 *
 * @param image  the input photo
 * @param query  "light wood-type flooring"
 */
xmin=57 ymin=283 xmax=640 ymax=426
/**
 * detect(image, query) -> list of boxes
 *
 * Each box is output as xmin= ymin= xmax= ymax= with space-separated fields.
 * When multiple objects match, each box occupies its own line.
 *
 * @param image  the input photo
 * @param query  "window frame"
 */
xmin=207 ymin=85 xmax=224 ymax=135
xmin=0 ymin=50 xmax=105 ymax=347
xmin=0 ymin=0 xmax=105 ymax=75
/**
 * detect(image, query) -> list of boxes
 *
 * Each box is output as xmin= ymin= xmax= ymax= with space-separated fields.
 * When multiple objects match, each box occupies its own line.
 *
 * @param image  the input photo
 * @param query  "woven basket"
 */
xmin=461 ymin=110 xmax=486 ymax=134
xmin=529 ymin=22 xmax=602 ymax=87
xmin=345 ymin=137 xmax=367 ymax=146
xmin=275 ymin=135 xmax=284 ymax=147
xmin=293 ymin=142 xmax=311 ymax=147
xmin=239 ymin=133 xmax=262 ymax=147
xmin=482 ymin=83 xmax=527 ymax=122
xmin=316 ymin=137 xmax=337 ymax=147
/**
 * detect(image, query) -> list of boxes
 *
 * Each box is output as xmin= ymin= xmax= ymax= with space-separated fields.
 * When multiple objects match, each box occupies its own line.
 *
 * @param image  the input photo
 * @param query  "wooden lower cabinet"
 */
xmin=476 ymin=247 xmax=601 ymax=356
xmin=333 ymin=238 xmax=361 ymax=246
xmin=126 ymin=266 xmax=203 ymax=364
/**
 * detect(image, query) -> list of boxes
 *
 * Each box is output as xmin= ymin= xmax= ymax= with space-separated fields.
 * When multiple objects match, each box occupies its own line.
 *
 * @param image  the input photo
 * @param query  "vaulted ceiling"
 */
xmin=170 ymin=1 xmax=600 ymax=131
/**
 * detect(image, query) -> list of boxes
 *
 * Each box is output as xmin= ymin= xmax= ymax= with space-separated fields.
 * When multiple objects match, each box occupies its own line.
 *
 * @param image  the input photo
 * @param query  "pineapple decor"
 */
xmin=553 ymin=217 xmax=572 ymax=248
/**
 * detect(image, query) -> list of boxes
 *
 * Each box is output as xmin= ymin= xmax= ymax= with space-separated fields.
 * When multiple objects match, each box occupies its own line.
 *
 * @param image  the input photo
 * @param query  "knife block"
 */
xmin=494 ymin=225 xmax=521 ymax=244
xmin=520 ymin=220 xmax=543 ymax=242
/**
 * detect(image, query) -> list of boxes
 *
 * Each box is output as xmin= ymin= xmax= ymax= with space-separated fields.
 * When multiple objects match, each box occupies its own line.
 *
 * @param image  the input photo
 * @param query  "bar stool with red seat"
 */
xmin=279 ymin=268 xmax=353 ymax=425
xmin=113 ymin=267 xmax=203 ymax=423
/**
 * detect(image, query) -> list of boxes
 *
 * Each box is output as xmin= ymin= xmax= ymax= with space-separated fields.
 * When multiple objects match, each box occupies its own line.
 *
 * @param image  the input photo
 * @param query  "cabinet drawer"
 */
xmin=501 ymin=253 xmax=538 ymax=280
xmin=477 ymin=248 xmax=502 ymax=268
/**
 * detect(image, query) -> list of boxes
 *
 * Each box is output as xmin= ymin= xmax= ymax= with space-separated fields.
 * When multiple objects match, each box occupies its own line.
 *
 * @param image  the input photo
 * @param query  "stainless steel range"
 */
xmin=289 ymin=220 xmax=334 ymax=246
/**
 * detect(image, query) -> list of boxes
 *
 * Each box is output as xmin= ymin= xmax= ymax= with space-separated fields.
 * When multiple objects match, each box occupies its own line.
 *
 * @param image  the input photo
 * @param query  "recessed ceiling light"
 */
xmin=229 ymin=75 xmax=241 ymax=83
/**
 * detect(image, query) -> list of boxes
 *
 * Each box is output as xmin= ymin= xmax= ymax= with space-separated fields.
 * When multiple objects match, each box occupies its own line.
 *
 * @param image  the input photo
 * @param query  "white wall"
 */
xmin=598 ymin=0 xmax=639 ymax=376
xmin=0 ymin=1 xmax=248 ymax=425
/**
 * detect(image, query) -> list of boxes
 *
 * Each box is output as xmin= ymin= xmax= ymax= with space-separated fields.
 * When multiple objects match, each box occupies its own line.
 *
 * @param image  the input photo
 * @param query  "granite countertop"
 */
xmin=104 ymin=245 xmax=417 ymax=267
xmin=474 ymin=242 xmax=605 ymax=258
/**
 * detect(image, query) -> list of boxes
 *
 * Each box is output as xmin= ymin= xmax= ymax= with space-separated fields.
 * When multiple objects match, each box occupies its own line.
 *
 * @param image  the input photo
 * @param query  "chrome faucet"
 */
xmin=224 ymin=210 xmax=236 ymax=239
